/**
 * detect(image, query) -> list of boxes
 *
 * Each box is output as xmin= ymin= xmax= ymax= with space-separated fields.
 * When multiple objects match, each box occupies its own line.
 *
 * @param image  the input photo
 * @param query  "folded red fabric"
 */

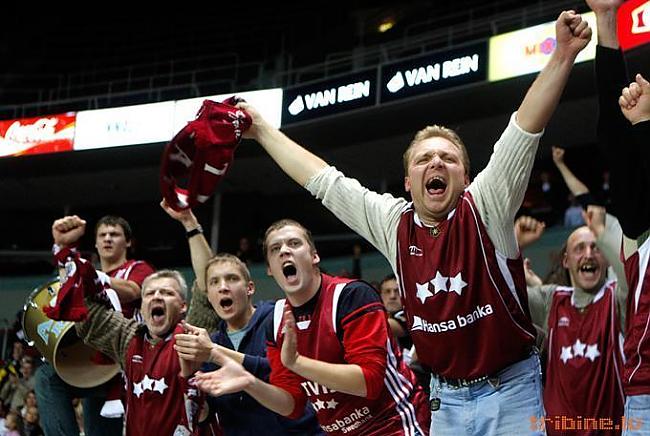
xmin=45 ymin=247 xmax=102 ymax=321
xmin=160 ymin=97 xmax=252 ymax=211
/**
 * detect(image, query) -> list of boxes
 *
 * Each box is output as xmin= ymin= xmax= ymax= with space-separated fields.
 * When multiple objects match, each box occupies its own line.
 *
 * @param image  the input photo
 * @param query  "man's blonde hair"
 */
xmin=403 ymin=125 xmax=470 ymax=175
xmin=205 ymin=253 xmax=252 ymax=285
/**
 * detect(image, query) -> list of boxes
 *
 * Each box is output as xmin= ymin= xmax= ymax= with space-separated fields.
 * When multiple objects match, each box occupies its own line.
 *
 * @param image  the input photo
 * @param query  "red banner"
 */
xmin=618 ymin=0 xmax=650 ymax=51
xmin=0 ymin=113 xmax=76 ymax=157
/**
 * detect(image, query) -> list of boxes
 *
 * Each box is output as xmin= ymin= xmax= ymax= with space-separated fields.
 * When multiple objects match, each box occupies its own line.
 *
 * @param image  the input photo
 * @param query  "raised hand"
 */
xmin=160 ymin=199 xmax=199 ymax=231
xmin=192 ymin=348 xmax=255 ymax=396
xmin=174 ymin=321 xmax=214 ymax=363
xmin=280 ymin=308 xmax=300 ymax=370
xmin=551 ymin=146 xmax=565 ymax=167
xmin=515 ymin=216 xmax=546 ymax=250
xmin=524 ymin=258 xmax=544 ymax=287
xmin=555 ymin=10 xmax=592 ymax=60
xmin=582 ymin=205 xmax=607 ymax=238
xmin=52 ymin=215 xmax=86 ymax=247
xmin=619 ymin=74 xmax=650 ymax=125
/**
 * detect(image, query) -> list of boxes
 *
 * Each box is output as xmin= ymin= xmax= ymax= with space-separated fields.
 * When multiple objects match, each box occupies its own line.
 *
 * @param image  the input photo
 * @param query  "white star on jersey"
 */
xmin=416 ymin=282 xmax=433 ymax=304
xmin=312 ymin=399 xmax=325 ymax=411
xmin=448 ymin=273 xmax=467 ymax=295
xmin=585 ymin=344 xmax=601 ymax=362
xmin=432 ymin=271 xmax=448 ymax=294
xmin=572 ymin=339 xmax=586 ymax=357
xmin=153 ymin=378 xmax=168 ymax=394
xmin=326 ymin=399 xmax=338 ymax=409
xmin=133 ymin=375 xmax=168 ymax=397
xmin=560 ymin=346 xmax=573 ymax=364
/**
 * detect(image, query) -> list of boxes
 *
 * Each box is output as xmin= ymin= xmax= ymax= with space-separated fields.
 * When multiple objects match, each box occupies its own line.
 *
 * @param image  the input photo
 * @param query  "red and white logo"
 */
xmin=618 ymin=0 xmax=650 ymax=51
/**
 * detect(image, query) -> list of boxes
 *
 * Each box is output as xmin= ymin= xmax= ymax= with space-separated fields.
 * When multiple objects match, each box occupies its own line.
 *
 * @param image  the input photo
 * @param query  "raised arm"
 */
xmin=516 ymin=11 xmax=592 ymax=133
xmin=237 ymin=103 xmax=328 ymax=187
xmin=279 ymin=309 xmax=370 ymax=397
xmin=552 ymin=147 xmax=589 ymax=196
xmin=161 ymin=199 xmax=213 ymax=291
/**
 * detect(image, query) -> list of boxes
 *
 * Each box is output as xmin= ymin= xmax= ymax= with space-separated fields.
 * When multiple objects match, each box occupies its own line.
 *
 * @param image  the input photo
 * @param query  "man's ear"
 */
xmin=404 ymin=176 xmax=412 ymax=193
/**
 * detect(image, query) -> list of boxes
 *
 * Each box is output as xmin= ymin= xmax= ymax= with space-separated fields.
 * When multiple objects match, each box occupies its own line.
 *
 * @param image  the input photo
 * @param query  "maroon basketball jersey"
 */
xmin=272 ymin=274 xmax=428 ymax=436
xmin=123 ymin=324 xmax=201 ymax=435
xmin=396 ymin=191 xmax=536 ymax=378
xmin=623 ymin=239 xmax=650 ymax=395
xmin=107 ymin=259 xmax=154 ymax=319
xmin=544 ymin=282 xmax=624 ymax=436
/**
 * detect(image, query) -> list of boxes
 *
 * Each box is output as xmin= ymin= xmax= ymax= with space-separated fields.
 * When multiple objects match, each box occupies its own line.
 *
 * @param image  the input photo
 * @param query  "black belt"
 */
xmin=437 ymin=374 xmax=494 ymax=388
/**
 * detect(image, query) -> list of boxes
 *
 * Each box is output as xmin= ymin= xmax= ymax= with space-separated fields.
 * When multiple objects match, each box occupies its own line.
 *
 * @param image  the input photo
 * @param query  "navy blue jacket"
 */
xmin=204 ymin=300 xmax=323 ymax=436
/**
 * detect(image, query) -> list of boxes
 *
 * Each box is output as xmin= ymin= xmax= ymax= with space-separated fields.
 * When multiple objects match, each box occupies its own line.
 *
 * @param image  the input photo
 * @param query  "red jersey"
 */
xmin=106 ymin=259 xmax=155 ymax=319
xmin=544 ymin=282 xmax=624 ymax=436
xmin=396 ymin=192 xmax=536 ymax=378
xmin=623 ymin=238 xmax=650 ymax=395
xmin=268 ymin=274 xmax=429 ymax=436
xmin=124 ymin=324 xmax=201 ymax=435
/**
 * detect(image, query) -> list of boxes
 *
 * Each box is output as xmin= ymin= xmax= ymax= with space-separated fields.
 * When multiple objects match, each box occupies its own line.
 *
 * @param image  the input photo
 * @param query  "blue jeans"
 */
xmin=34 ymin=363 xmax=123 ymax=436
xmin=429 ymin=354 xmax=545 ymax=436
xmin=623 ymin=395 xmax=650 ymax=435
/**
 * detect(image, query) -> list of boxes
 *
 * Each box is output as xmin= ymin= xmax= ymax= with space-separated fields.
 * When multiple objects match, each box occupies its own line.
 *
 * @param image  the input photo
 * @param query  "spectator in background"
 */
xmin=378 ymin=274 xmax=412 ymax=353
xmin=0 ymin=343 xmax=24 ymax=393
xmin=564 ymin=194 xmax=586 ymax=228
xmin=20 ymin=391 xmax=36 ymax=419
xmin=23 ymin=406 xmax=43 ymax=436
xmin=1 ymin=357 xmax=35 ymax=413
xmin=4 ymin=411 xmax=22 ymax=436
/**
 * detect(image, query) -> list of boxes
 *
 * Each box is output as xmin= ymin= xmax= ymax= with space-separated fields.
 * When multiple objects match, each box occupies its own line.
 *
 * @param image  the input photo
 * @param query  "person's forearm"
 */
xmin=214 ymin=345 xmax=245 ymax=365
xmin=595 ymin=9 xmax=619 ymax=49
xmin=188 ymin=234 xmax=212 ymax=292
xmin=555 ymin=163 xmax=589 ymax=196
xmin=290 ymin=356 xmax=367 ymax=397
xmin=245 ymin=377 xmax=295 ymax=416
xmin=256 ymin=124 xmax=328 ymax=187
xmin=516 ymin=52 xmax=577 ymax=133
xmin=108 ymin=277 xmax=140 ymax=303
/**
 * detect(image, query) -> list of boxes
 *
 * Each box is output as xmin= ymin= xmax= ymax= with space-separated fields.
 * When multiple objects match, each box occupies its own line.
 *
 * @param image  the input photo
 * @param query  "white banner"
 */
xmin=75 ymin=102 xmax=175 ymax=150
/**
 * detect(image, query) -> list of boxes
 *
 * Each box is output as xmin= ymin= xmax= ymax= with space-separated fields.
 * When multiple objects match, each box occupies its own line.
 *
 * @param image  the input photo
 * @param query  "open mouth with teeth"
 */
xmin=282 ymin=262 xmax=298 ymax=283
xmin=426 ymin=176 xmax=447 ymax=196
xmin=577 ymin=262 xmax=600 ymax=279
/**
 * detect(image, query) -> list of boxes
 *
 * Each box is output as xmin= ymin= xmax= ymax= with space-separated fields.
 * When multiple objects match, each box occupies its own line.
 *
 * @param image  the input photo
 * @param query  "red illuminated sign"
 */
xmin=618 ymin=0 xmax=650 ymax=51
xmin=0 ymin=113 xmax=75 ymax=157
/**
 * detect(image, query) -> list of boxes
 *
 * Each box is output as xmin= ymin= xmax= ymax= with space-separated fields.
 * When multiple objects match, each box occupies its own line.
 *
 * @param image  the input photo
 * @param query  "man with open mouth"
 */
xmin=190 ymin=219 xmax=430 ymax=435
xmin=163 ymin=201 xmax=323 ymax=435
xmin=233 ymin=10 xmax=592 ymax=436
xmin=518 ymin=205 xmax=627 ymax=435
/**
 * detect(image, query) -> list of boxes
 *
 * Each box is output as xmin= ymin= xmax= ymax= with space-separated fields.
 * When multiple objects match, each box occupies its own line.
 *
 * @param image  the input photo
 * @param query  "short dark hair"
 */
xmin=379 ymin=274 xmax=397 ymax=290
xmin=263 ymin=219 xmax=316 ymax=263
xmin=95 ymin=215 xmax=132 ymax=241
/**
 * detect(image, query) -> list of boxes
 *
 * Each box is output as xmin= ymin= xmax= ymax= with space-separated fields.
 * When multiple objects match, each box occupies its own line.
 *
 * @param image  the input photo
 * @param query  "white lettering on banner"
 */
xmin=411 ymin=304 xmax=494 ymax=334
xmin=632 ymin=1 xmax=650 ymax=34
xmin=337 ymin=81 xmax=370 ymax=103
xmin=288 ymin=81 xmax=371 ymax=116
xmin=305 ymin=89 xmax=336 ymax=110
xmin=4 ymin=118 xmax=58 ymax=144
xmin=442 ymin=54 xmax=479 ymax=78
xmin=387 ymin=53 xmax=481 ymax=94
xmin=405 ymin=64 xmax=440 ymax=86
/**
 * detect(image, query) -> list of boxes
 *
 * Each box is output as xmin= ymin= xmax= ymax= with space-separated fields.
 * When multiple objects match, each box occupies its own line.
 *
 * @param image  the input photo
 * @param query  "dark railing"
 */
xmin=0 ymin=0 xmax=584 ymax=120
